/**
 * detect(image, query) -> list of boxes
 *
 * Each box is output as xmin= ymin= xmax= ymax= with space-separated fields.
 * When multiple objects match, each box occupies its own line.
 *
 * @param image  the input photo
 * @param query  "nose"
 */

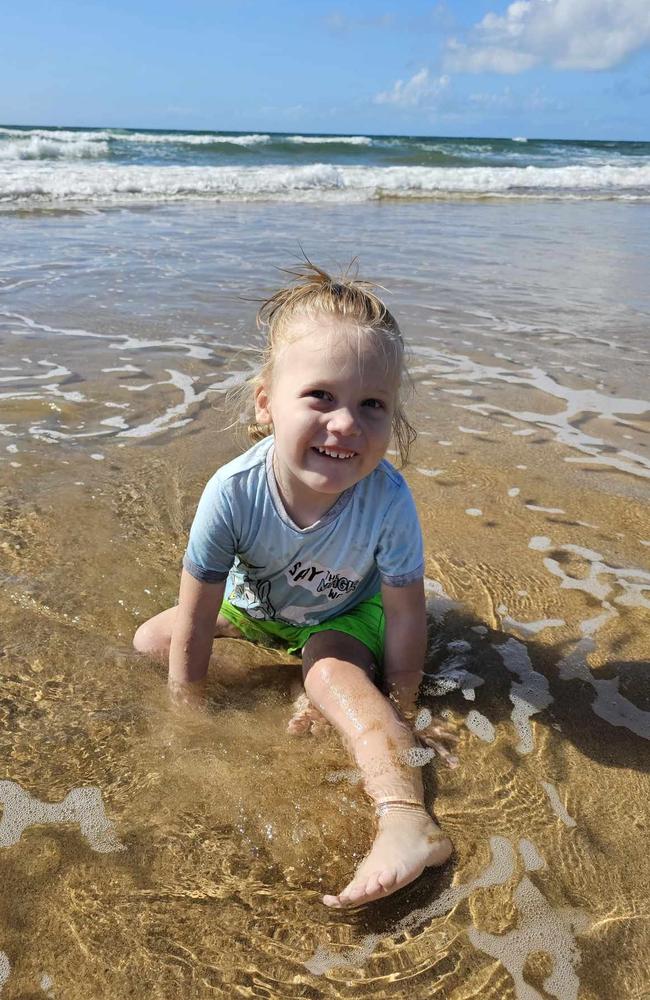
xmin=327 ymin=406 xmax=359 ymax=436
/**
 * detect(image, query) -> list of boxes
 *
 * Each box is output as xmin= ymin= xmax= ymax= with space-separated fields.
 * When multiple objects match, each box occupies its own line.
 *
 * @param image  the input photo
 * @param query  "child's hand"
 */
xmin=409 ymin=707 xmax=460 ymax=769
xmin=167 ymin=678 xmax=208 ymax=712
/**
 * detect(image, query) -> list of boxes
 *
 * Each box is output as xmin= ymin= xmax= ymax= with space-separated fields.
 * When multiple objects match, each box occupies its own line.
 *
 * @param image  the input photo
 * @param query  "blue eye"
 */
xmin=307 ymin=390 xmax=332 ymax=401
xmin=362 ymin=398 xmax=385 ymax=409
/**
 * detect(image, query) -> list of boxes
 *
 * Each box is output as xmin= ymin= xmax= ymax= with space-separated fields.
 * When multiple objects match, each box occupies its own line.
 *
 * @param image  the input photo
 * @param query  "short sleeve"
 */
xmin=375 ymin=480 xmax=424 ymax=587
xmin=182 ymin=472 xmax=236 ymax=583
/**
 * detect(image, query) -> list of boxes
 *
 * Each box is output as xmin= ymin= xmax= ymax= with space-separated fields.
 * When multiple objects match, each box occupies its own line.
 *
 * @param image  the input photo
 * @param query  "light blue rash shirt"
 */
xmin=183 ymin=436 xmax=424 ymax=626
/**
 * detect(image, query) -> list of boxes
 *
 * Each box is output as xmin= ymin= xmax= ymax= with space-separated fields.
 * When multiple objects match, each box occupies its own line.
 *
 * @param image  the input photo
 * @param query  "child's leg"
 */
xmin=132 ymin=606 xmax=241 ymax=660
xmin=302 ymin=629 xmax=452 ymax=908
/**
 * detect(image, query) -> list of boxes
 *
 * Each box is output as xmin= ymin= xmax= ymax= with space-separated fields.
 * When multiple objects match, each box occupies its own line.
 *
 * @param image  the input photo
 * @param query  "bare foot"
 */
xmin=287 ymin=690 xmax=330 ymax=736
xmin=322 ymin=808 xmax=452 ymax=908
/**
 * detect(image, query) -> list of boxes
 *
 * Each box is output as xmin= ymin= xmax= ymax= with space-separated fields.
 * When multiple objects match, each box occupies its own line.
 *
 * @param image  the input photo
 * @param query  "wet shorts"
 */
xmin=219 ymin=593 xmax=385 ymax=665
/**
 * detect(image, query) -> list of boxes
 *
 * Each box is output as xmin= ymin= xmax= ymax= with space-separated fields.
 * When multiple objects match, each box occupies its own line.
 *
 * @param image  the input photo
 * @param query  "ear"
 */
xmin=254 ymin=382 xmax=272 ymax=426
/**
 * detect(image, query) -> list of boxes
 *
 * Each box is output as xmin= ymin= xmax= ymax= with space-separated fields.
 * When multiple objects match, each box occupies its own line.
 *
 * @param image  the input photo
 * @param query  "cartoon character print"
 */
xmin=229 ymin=557 xmax=275 ymax=619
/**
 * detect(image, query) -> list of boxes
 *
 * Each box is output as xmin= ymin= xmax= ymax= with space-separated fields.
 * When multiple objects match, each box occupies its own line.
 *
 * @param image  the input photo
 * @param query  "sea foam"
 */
xmin=3 ymin=161 xmax=650 ymax=206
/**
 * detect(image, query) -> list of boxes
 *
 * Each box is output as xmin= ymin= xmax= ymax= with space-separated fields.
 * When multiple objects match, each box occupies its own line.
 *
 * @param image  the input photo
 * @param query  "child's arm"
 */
xmin=382 ymin=578 xmax=459 ymax=767
xmin=168 ymin=568 xmax=225 ymax=697
xmin=381 ymin=578 xmax=427 ymax=713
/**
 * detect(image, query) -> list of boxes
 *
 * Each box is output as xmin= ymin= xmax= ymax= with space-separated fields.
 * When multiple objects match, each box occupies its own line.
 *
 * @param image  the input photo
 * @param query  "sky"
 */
xmin=2 ymin=0 xmax=649 ymax=140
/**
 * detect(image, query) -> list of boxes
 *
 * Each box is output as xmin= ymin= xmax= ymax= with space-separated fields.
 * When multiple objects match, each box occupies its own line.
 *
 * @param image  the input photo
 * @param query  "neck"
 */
xmin=272 ymin=453 xmax=342 ymax=528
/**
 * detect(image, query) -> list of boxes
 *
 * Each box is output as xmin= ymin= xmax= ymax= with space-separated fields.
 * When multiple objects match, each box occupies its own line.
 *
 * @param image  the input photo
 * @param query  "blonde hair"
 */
xmin=232 ymin=259 xmax=416 ymax=466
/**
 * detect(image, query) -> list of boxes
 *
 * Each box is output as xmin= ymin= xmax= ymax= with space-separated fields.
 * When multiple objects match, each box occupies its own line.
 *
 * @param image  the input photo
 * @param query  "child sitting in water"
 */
xmin=133 ymin=261 xmax=458 ymax=908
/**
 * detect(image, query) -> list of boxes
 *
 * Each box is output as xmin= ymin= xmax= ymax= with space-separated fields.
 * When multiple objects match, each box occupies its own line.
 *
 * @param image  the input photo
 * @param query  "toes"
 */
xmin=288 ymin=692 xmax=330 ymax=738
xmin=378 ymin=868 xmax=398 ymax=890
xmin=287 ymin=714 xmax=312 ymax=735
xmin=418 ymin=734 xmax=459 ymax=768
xmin=432 ymin=743 xmax=459 ymax=768
xmin=309 ymin=715 xmax=330 ymax=736
xmin=326 ymin=871 xmax=397 ymax=908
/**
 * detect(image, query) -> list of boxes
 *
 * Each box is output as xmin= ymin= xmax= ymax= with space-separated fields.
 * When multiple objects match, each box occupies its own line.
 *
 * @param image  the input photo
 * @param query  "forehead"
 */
xmin=277 ymin=316 xmax=400 ymax=381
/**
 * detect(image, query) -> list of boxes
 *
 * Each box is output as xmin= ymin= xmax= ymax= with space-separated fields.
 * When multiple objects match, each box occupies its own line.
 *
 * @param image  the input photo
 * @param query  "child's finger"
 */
xmin=425 ymin=724 xmax=459 ymax=743
xmin=417 ymin=732 xmax=460 ymax=768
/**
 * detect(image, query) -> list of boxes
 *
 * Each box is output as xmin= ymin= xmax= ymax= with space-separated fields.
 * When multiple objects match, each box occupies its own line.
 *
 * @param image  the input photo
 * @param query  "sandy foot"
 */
xmin=323 ymin=808 xmax=452 ymax=908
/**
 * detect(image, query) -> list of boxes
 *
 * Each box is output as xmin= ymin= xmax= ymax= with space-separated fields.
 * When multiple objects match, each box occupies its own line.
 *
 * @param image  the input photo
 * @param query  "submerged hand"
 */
xmin=409 ymin=708 xmax=460 ymax=768
xmin=167 ymin=677 xmax=208 ymax=712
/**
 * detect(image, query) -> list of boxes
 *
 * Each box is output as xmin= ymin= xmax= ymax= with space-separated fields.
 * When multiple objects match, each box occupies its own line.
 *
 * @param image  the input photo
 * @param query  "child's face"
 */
xmin=255 ymin=317 xmax=398 ymax=511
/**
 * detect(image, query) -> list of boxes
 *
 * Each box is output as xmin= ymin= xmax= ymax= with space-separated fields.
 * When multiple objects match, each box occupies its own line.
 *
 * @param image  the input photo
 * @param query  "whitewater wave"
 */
xmin=117 ymin=131 xmax=271 ymax=146
xmin=0 ymin=127 xmax=114 ymax=141
xmin=0 ymin=137 xmax=109 ymax=160
xmin=286 ymin=135 xmax=372 ymax=145
xmin=2 ymin=161 xmax=650 ymax=206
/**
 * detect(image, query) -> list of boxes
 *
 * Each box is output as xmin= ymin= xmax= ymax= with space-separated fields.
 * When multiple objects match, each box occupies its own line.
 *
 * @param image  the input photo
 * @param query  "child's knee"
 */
xmin=132 ymin=617 xmax=170 ymax=657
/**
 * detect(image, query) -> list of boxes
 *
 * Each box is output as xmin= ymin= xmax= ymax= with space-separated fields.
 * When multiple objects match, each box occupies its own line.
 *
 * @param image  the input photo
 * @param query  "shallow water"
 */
xmin=1 ymin=199 xmax=649 ymax=998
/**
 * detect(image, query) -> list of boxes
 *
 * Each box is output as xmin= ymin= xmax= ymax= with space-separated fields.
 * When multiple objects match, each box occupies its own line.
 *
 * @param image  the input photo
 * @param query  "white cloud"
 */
xmin=374 ymin=69 xmax=450 ymax=107
xmin=445 ymin=0 xmax=650 ymax=73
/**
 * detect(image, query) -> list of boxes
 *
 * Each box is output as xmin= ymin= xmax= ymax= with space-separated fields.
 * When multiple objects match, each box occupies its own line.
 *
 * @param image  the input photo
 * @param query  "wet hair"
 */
xmin=231 ymin=258 xmax=416 ymax=466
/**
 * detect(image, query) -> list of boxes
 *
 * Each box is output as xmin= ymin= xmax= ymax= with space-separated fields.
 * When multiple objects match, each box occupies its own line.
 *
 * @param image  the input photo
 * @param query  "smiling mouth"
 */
xmin=312 ymin=446 xmax=357 ymax=461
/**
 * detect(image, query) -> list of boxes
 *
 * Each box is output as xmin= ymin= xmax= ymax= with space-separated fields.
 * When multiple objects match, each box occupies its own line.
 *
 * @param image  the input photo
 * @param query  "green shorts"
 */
xmin=219 ymin=593 xmax=385 ymax=665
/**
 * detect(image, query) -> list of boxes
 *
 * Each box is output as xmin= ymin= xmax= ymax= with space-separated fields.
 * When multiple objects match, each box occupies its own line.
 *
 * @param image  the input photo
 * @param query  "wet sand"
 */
xmin=1 ymin=200 xmax=649 ymax=998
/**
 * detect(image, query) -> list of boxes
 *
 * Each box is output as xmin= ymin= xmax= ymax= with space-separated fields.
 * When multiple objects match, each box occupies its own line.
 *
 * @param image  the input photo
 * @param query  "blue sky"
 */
xmin=2 ymin=0 xmax=649 ymax=139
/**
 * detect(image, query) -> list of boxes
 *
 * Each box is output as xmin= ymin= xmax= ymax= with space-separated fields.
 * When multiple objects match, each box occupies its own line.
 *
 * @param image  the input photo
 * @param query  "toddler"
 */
xmin=134 ymin=261 xmax=457 ymax=908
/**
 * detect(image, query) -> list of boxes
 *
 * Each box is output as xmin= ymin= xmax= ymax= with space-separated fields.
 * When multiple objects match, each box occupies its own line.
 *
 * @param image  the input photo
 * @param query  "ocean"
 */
xmin=2 ymin=124 xmax=650 ymax=205
xmin=0 ymin=124 xmax=649 ymax=999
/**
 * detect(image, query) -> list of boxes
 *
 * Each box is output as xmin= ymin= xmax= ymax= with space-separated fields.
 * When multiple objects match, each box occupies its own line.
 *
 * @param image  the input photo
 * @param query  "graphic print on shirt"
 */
xmin=229 ymin=557 xmax=276 ymax=619
xmin=286 ymin=560 xmax=360 ymax=600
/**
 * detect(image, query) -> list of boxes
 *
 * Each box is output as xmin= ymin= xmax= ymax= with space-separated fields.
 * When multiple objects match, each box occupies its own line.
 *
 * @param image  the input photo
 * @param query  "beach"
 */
xmin=1 ymin=130 xmax=649 ymax=999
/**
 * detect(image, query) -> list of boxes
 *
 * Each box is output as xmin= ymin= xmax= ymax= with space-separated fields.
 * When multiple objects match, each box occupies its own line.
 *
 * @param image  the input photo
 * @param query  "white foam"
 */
xmin=541 ymin=543 xmax=650 ymax=607
xmin=415 ymin=466 xmax=443 ymax=476
xmin=4 ymin=161 xmax=650 ymax=206
xmin=518 ymin=838 xmax=545 ymax=871
xmin=424 ymin=650 xmax=484 ymax=700
xmin=100 ymin=416 xmax=129 ymax=429
xmin=0 ymin=780 xmax=125 ymax=853
xmin=423 ymin=576 xmax=463 ymax=622
xmin=305 ymin=836 xmax=515 ymax=975
xmin=508 ymin=487 xmax=520 ymax=497
xmin=526 ymin=504 xmax=566 ymax=514
xmin=465 ymin=709 xmax=496 ymax=742
xmin=579 ymin=603 xmax=618 ymax=637
xmin=0 ymin=136 xmax=108 ymax=160
xmin=465 ymin=508 xmax=482 ymax=517
xmin=502 ymin=615 xmax=565 ymax=636
xmin=0 ymin=953 xmax=9 ymax=991
xmin=417 ymin=348 xmax=650 ymax=480
xmin=286 ymin=134 xmax=372 ymax=145
xmin=101 ymin=365 xmax=142 ymax=373
xmin=558 ymin=638 xmax=650 ymax=739
xmin=468 ymin=876 xmax=587 ymax=1000
xmin=540 ymin=781 xmax=577 ymax=828
xmin=413 ymin=707 xmax=433 ymax=731
xmin=529 ymin=536 xmax=552 ymax=550
xmin=496 ymin=638 xmax=553 ymax=754
xmin=400 ymin=745 xmax=437 ymax=767
xmin=120 ymin=132 xmax=271 ymax=146
xmin=117 ymin=369 xmax=200 ymax=438
xmin=326 ymin=769 xmax=362 ymax=785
